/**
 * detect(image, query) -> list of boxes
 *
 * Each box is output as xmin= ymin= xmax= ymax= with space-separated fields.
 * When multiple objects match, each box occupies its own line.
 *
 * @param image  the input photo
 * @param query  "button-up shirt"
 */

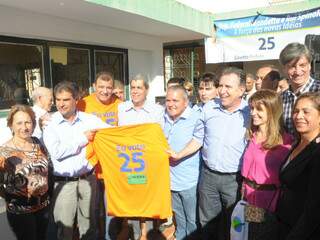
xmin=164 ymin=106 xmax=203 ymax=191
xmin=192 ymin=102 xmax=204 ymax=113
xmin=201 ymin=98 xmax=250 ymax=173
xmin=32 ymin=104 xmax=47 ymax=140
xmin=118 ymin=100 xmax=164 ymax=127
xmin=43 ymin=111 xmax=108 ymax=177
xmin=282 ymin=77 xmax=320 ymax=135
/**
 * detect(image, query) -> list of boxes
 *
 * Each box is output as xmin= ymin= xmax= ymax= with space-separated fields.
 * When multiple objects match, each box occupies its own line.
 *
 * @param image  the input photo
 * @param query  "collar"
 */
xmin=212 ymin=98 xmax=248 ymax=113
xmin=54 ymin=111 xmax=81 ymax=125
xmin=124 ymin=100 xmax=152 ymax=113
xmin=288 ymin=77 xmax=314 ymax=96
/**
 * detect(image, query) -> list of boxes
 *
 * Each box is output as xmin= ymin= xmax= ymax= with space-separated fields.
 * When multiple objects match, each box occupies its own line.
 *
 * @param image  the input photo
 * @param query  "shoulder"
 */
xmin=112 ymin=95 xmax=123 ymax=105
xmin=0 ymin=146 xmax=14 ymax=162
xmin=310 ymin=78 xmax=320 ymax=91
xmin=77 ymin=94 xmax=95 ymax=110
xmin=282 ymin=132 xmax=294 ymax=145
xmin=118 ymin=101 xmax=131 ymax=111
xmin=202 ymin=99 xmax=219 ymax=112
xmin=78 ymin=111 xmax=101 ymax=121
xmin=151 ymin=102 xmax=164 ymax=112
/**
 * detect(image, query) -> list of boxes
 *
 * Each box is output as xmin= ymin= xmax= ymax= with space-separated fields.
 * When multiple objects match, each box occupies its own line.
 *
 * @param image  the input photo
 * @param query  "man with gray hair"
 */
xmin=164 ymin=85 xmax=203 ymax=240
xmin=31 ymin=86 xmax=53 ymax=139
xmin=280 ymin=42 xmax=320 ymax=134
xmin=118 ymin=74 xmax=164 ymax=239
xmin=118 ymin=74 xmax=164 ymax=126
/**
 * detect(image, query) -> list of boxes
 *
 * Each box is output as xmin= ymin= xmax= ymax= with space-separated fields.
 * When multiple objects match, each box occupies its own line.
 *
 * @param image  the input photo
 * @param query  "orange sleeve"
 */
xmin=77 ymin=99 xmax=86 ymax=111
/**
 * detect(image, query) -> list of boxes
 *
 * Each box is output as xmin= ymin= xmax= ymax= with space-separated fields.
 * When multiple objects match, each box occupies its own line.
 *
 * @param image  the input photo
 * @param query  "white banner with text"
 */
xmin=205 ymin=7 xmax=320 ymax=63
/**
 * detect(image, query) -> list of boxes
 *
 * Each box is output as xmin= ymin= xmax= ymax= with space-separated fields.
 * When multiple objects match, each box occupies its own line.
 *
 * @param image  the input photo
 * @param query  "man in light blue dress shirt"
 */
xmin=164 ymin=85 xmax=203 ymax=240
xmin=169 ymin=67 xmax=250 ymax=240
xmin=43 ymin=81 xmax=109 ymax=240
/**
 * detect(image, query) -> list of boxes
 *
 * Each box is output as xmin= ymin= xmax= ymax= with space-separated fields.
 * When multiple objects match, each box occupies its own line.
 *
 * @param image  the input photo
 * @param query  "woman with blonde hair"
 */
xmin=241 ymin=90 xmax=293 ymax=239
xmin=0 ymin=104 xmax=51 ymax=240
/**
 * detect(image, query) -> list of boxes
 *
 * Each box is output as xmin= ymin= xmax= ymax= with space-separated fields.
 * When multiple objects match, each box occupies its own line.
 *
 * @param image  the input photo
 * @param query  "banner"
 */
xmin=205 ymin=7 xmax=320 ymax=63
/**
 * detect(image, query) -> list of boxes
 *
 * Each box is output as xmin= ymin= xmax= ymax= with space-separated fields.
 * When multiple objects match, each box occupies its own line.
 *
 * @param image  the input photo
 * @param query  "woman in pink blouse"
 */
xmin=241 ymin=90 xmax=293 ymax=239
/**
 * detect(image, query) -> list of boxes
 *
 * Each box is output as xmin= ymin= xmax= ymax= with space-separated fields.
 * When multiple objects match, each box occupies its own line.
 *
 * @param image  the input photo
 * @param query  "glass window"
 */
xmin=95 ymin=50 xmax=124 ymax=84
xmin=50 ymin=46 xmax=90 ymax=97
xmin=0 ymin=42 xmax=43 ymax=110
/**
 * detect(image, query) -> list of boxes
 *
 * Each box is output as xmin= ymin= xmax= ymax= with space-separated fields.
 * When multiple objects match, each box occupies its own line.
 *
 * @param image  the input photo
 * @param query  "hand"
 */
xmin=84 ymin=129 xmax=98 ymax=142
xmin=166 ymin=148 xmax=181 ymax=161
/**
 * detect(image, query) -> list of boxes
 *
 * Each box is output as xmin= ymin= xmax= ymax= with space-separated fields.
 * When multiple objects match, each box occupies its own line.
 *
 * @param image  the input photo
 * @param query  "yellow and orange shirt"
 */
xmin=77 ymin=93 xmax=121 ymax=126
xmin=77 ymin=93 xmax=121 ymax=178
xmin=87 ymin=123 xmax=172 ymax=219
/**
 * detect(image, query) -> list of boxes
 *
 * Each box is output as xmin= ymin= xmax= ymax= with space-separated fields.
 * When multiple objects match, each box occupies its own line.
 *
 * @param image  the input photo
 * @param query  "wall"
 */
xmin=0 ymin=5 xmax=165 ymax=102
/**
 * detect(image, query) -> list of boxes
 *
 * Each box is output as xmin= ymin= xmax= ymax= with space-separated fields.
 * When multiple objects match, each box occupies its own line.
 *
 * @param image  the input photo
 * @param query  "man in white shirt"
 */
xmin=31 ymin=87 xmax=53 ymax=139
xmin=43 ymin=81 xmax=109 ymax=240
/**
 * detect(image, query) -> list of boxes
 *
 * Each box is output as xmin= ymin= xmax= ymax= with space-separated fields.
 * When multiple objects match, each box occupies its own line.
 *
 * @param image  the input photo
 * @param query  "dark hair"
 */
xmin=199 ymin=72 xmax=219 ymax=88
xmin=95 ymin=71 xmax=114 ymax=84
xmin=7 ymin=104 xmax=36 ymax=130
xmin=167 ymin=77 xmax=185 ymax=87
xmin=294 ymin=92 xmax=320 ymax=113
xmin=54 ymin=81 xmax=79 ymax=100
xmin=221 ymin=67 xmax=246 ymax=86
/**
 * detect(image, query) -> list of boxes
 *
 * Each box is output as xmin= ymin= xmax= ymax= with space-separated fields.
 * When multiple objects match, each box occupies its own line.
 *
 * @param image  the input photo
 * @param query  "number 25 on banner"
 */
xmin=119 ymin=152 xmax=145 ymax=173
xmin=258 ymin=37 xmax=275 ymax=50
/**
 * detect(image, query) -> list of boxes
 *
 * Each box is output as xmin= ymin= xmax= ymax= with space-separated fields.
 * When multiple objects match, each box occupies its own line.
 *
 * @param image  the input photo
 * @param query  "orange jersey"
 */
xmin=77 ymin=93 xmax=121 ymax=178
xmin=77 ymin=93 xmax=121 ymax=126
xmin=87 ymin=123 xmax=172 ymax=219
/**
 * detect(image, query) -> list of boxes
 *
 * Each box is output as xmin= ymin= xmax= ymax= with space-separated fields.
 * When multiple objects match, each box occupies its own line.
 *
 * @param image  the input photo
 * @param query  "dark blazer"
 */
xmin=277 ymin=138 xmax=320 ymax=240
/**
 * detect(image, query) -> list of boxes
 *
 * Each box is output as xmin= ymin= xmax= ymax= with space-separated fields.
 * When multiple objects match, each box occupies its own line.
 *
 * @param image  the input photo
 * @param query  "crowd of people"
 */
xmin=0 ymin=41 xmax=319 ymax=240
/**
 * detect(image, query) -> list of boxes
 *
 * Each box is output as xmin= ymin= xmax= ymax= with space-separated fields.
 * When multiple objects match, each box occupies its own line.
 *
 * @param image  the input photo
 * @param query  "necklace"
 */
xmin=12 ymin=138 xmax=36 ymax=152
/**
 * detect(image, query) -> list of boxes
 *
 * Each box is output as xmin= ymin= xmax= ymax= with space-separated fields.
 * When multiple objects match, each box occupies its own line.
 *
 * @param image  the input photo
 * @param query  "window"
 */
xmin=95 ymin=50 xmax=125 ymax=84
xmin=50 ymin=46 xmax=90 ymax=97
xmin=0 ymin=36 xmax=128 ymax=111
xmin=0 ymin=42 xmax=43 ymax=109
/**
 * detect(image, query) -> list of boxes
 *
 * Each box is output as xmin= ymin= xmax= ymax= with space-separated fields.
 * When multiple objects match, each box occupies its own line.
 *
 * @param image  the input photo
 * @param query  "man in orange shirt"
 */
xmin=77 ymin=71 xmax=122 ymax=240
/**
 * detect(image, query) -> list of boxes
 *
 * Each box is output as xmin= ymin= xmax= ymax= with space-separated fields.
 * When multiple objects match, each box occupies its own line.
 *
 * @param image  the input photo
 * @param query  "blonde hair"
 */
xmin=248 ymin=90 xmax=284 ymax=149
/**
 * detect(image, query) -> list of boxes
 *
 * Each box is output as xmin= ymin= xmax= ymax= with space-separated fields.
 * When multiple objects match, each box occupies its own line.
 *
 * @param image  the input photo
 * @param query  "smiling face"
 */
xmin=93 ymin=77 xmax=114 ymax=104
xmin=166 ymin=88 xmax=188 ymax=121
xmin=130 ymin=79 xmax=148 ymax=107
xmin=218 ymin=73 xmax=245 ymax=112
xmin=113 ymin=87 xmax=125 ymax=101
xmin=11 ymin=111 xmax=34 ymax=140
xmin=250 ymin=102 xmax=268 ymax=128
xmin=285 ymin=55 xmax=311 ymax=91
xmin=293 ymin=98 xmax=320 ymax=136
xmin=55 ymin=90 xmax=77 ymax=120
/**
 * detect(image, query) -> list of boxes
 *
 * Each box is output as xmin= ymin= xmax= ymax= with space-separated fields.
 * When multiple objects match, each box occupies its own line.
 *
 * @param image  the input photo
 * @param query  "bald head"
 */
xmin=32 ymin=87 xmax=53 ymax=112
